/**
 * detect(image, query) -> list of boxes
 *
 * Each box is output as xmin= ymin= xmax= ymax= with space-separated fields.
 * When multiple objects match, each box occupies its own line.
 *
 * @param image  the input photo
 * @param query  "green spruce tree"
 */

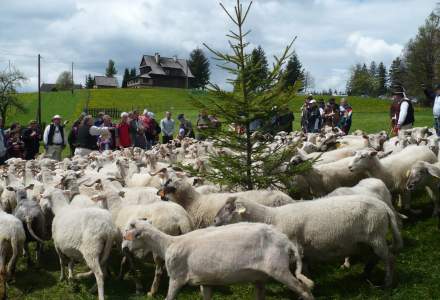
xmin=282 ymin=51 xmax=305 ymax=91
xmin=377 ymin=62 xmax=388 ymax=96
xmin=122 ymin=68 xmax=130 ymax=88
xmin=186 ymin=0 xmax=310 ymax=193
xmin=188 ymin=48 xmax=210 ymax=89
xmin=389 ymin=57 xmax=407 ymax=89
xmin=105 ymin=59 xmax=117 ymax=77
xmin=249 ymin=45 xmax=269 ymax=91
xmin=85 ymin=74 xmax=94 ymax=89
xmin=130 ymin=68 xmax=137 ymax=80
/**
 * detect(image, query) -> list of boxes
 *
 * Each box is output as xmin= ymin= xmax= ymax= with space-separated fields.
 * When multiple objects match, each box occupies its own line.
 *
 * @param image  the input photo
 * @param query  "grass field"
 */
xmin=8 ymin=89 xmax=440 ymax=300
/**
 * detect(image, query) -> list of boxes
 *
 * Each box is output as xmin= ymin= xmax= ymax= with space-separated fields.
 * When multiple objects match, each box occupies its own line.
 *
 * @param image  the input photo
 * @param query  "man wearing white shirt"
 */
xmin=424 ymin=84 xmax=440 ymax=136
xmin=160 ymin=111 xmax=175 ymax=144
xmin=392 ymin=87 xmax=414 ymax=134
xmin=43 ymin=115 xmax=66 ymax=161
xmin=75 ymin=115 xmax=112 ymax=157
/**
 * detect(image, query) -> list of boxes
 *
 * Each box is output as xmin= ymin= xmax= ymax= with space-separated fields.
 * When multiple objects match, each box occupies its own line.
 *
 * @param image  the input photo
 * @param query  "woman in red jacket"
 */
xmin=116 ymin=112 xmax=132 ymax=149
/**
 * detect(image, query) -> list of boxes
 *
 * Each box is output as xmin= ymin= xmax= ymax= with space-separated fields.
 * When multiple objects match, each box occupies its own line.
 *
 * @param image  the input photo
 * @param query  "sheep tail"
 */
xmin=289 ymin=241 xmax=314 ymax=290
xmin=25 ymin=217 xmax=45 ymax=244
xmin=384 ymin=205 xmax=403 ymax=252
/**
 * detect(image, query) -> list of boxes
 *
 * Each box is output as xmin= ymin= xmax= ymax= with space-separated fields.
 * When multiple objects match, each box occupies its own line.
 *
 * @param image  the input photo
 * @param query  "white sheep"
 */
xmin=93 ymin=186 xmax=193 ymax=297
xmin=348 ymin=145 xmax=437 ymax=212
xmin=158 ymin=171 xmax=296 ymax=228
xmin=328 ymin=178 xmax=407 ymax=222
xmin=291 ymin=156 xmax=367 ymax=198
xmin=0 ymin=210 xmax=25 ymax=299
xmin=214 ymin=195 xmax=402 ymax=288
xmin=41 ymin=188 xmax=118 ymax=300
xmin=405 ymin=161 xmax=440 ymax=225
xmin=122 ymin=220 xmax=314 ymax=300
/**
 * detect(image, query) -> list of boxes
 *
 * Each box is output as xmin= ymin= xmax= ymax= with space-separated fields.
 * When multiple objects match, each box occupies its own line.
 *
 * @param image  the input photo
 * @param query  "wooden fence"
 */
xmin=86 ymin=108 xmax=122 ymax=119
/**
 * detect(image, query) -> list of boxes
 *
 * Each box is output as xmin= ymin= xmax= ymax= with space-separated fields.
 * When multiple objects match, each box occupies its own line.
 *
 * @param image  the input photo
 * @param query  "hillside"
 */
xmin=16 ymin=88 xmax=433 ymax=133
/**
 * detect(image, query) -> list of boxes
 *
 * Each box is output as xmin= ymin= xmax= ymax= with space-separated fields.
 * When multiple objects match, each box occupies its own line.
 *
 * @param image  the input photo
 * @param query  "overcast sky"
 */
xmin=0 ymin=0 xmax=435 ymax=92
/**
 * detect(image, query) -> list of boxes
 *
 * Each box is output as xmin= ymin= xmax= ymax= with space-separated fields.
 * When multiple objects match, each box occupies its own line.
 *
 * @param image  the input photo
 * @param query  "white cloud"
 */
xmin=347 ymin=32 xmax=403 ymax=61
xmin=0 ymin=0 xmax=435 ymax=93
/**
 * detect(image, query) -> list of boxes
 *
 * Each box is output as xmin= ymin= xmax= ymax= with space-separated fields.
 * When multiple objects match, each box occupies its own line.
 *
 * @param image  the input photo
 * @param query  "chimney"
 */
xmin=154 ymin=52 xmax=160 ymax=64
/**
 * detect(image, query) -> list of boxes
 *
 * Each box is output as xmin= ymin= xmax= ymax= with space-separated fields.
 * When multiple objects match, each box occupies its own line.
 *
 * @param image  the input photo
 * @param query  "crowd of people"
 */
xmin=0 ymin=109 xmax=223 ymax=163
xmin=300 ymin=96 xmax=353 ymax=134
xmin=1 ymin=85 xmax=440 ymax=164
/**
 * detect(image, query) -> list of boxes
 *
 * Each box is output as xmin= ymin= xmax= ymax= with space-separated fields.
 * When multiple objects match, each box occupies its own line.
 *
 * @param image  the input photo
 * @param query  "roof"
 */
xmin=40 ymin=83 xmax=82 ymax=92
xmin=140 ymin=54 xmax=194 ymax=78
xmin=94 ymin=76 xmax=118 ymax=87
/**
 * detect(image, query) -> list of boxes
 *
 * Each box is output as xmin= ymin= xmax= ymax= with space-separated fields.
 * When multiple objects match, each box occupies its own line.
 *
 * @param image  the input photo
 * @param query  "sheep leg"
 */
xmin=425 ymin=185 xmax=439 ymax=217
xmin=371 ymin=238 xmax=394 ymax=288
xmin=35 ymin=242 xmax=42 ymax=264
xmin=67 ymin=260 xmax=74 ymax=281
xmin=254 ymin=282 xmax=266 ymax=300
xmin=7 ymin=239 xmax=19 ymax=278
xmin=75 ymin=270 xmax=94 ymax=279
xmin=401 ymin=192 xmax=421 ymax=214
xmin=270 ymin=270 xmax=313 ymax=300
xmin=85 ymin=256 xmax=105 ymax=300
xmin=55 ymin=247 xmax=66 ymax=281
xmin=117 ymin=256 xmax=127 ymax=280
xmin=122 ymin=250 xmax=143 ymax=294
xmin=201 ymin=285 xmax=213 ymax=300
xmin=148 ymin=253 xmax=165 ymax=297
xmin=165 ymin=278 xmax=184 ymax=300
xmin=0 ymin=252 xmax=6 ymax=300
xmin=24 ymin=242 xmax=33 ymax=266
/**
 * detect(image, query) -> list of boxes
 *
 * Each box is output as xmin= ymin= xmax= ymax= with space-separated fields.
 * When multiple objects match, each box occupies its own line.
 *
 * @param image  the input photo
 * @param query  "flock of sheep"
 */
xmin=0 ymin=125 xmax=439 ymax=300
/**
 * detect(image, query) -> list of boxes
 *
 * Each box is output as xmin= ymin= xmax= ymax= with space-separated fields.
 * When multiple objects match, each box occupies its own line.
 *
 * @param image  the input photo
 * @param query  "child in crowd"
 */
xmin=97 ymin=130 xmax=113 ymax=152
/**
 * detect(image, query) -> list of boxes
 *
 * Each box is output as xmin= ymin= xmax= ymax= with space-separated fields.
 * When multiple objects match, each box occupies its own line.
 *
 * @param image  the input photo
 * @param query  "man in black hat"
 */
xmin=391 ymin=86 xmax=414 ymax=135
xmin=424 ymin=84 xmax=440 ymax=136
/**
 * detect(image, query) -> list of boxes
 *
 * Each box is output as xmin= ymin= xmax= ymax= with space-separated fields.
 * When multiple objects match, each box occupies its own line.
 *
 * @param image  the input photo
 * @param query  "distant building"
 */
xmin=40 ymin=83 xmax=82 ymax=92
xmin=127 ymin=53 xmax=194 ymax=89
xmin=94 ymin=76 xmax=118 ymax=89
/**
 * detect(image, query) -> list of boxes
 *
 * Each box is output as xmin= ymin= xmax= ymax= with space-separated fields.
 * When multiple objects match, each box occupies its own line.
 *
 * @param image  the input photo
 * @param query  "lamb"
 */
xmin=157 ymin=170 xmax=296 ymax=228
xmin=405 ymin=161 xmax=440 ymax=226
xmin=122 ymin=220 xmax=314 ymax=300
xmin=41 ymin=188 xmax=118 ymax=300
xmin=214 ymin=195 xmax=402 ymax=287
xmin=0 ymin=210 xmax=25 ymax=300
xmin=348 ymin=145 xmax=437 ymax=212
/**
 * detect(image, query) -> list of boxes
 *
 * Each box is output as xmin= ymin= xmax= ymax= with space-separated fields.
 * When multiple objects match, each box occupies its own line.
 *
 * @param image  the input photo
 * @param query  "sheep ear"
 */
xmin=235 ymin=202 xmax=246 ymax=214
xmin=406 ymin=169 xmax=411 ymax=178
xmin=426 ymin=164 xmax=440 ymax=179
xmin=6 ymin=186 xmax=15 ymax=191
xmin=369 ymin=151 xmax=378 ymax=157
xmin=25 ymin=184 xmax=34 ymax=190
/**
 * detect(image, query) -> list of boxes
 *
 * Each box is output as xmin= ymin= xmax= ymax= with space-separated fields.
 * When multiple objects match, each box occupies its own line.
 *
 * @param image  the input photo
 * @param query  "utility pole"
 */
xmin=186 ymin=59 xmax=189 ymax=89
xmin=37 ymin=54 xmax=41 ymax=126
xmin=71 ymin=62 xmax=74 ymax=95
